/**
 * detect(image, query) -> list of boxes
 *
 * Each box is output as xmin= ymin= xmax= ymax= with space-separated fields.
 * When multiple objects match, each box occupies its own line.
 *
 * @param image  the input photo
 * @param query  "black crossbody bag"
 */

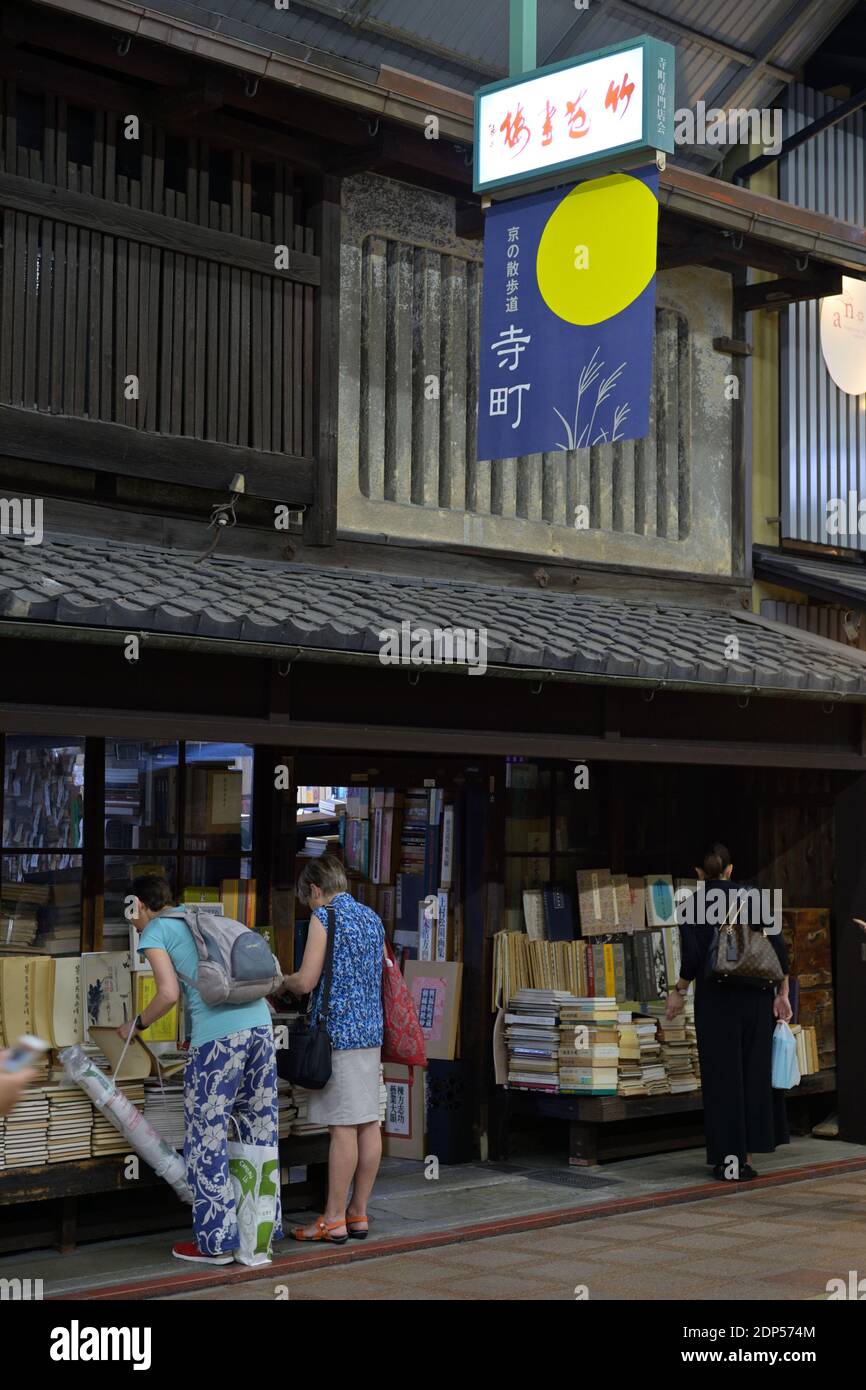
xmin=282 ymin=905 xmax=336 ymax=1090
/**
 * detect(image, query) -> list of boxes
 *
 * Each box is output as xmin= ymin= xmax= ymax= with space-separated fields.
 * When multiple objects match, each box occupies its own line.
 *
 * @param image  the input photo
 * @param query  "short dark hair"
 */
xmin=702 ymin=843 xmax=731 ymax=880
xmin=132 ymin=873 xmax=174 ymax=912
xmin=297 ymin=853 xmax=348 ymax=906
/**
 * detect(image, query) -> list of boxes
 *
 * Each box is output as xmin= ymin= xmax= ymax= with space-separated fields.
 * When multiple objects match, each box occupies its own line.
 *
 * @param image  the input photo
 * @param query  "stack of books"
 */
xmin=345 ymin=789 xmax=371 ymax=877
xmin=558 ymin=997 xmax=619 ymax=1093
xmin=221 ymin=879 xmax=257 ymax=927
xmin=303 ymin=833 xmax=342 ymax=857
xmin=634 ymin=1013 xmax=671 ymax=1095
xmin=277 ymin=1079 xmax=296 ymax=1139
xmin=41 ymin=877 xmax=82 ymax=954
xmin=46 ymin=1084 xmax=93 ymax=1162
xmin=656 ymin=1016 xmax=700 ymax=1094
xmin=4 ymin=1089 xmax=49 ymax=1166
xmin=0 ymin=880 xmax=50 ymax=951
xmin=616 ymin=1013 xmax=645 ymax=1096
xmin=791 ymin=1023 xmax=818 ymax=1076
xmin=505 ymin=989 xmax=569 ymax=1091
xmin=143 ymin=1084 xmax=185 ymax=1149
xmin=684 ymin=994 xmax=700 ymax=1083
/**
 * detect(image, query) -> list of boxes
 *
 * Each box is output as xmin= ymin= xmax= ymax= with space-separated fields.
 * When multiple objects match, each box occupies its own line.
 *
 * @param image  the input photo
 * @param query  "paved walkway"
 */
xmin=5 ymin=1136 xmax=864 ymax=1299
xmin=164 ymin=1170 xmax=866 ymax=1301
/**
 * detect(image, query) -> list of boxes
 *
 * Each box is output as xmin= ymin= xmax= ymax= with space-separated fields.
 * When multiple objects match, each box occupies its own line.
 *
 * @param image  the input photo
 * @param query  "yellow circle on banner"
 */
xmin=536 ymin=174 xmax=658 ymax=326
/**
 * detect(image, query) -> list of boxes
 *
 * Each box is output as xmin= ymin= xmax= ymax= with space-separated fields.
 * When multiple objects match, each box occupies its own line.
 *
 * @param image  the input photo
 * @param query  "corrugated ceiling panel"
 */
xmin=134 ymin=0 xmax=850 ymax=114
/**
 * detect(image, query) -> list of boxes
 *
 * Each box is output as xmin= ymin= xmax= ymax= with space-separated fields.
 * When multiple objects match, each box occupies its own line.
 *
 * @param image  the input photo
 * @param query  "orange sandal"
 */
xmin=290 ymin=1216 xmax=348 ymax=1244
xmin=346 ymin=1214 xmax=369 ymax=1240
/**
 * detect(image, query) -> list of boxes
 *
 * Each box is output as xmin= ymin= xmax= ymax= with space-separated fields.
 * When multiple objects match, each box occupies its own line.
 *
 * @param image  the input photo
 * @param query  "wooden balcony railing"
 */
xmin=0 ymin=171 xmax=320 ymax=504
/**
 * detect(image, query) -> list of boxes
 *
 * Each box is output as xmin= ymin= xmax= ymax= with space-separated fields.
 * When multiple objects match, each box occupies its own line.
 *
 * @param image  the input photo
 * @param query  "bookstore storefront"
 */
xmin=2 ymin=621 xmax=866 ymax=1248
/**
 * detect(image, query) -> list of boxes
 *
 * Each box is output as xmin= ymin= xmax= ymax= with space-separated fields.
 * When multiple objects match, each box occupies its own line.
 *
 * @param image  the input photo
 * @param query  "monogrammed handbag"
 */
xmin=705 ymin=889 xmax=784 ymax=988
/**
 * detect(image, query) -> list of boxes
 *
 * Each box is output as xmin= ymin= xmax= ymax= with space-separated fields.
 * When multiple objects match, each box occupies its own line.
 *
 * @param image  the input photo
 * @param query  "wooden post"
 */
xmin=304 ymin=173 xmax=341 ymax=545
xmin=508 ymin=0 xmax=537 ymax=76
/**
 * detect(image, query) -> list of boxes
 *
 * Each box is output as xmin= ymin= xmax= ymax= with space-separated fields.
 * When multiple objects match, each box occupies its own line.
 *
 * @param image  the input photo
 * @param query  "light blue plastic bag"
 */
xmin=772 ymin=1021 xmax=800 ymax=1090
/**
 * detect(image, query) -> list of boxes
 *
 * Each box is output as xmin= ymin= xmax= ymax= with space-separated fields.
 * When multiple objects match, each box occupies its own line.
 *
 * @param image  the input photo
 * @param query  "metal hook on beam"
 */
xmin=117 ymin=35 xmax=132 ymax=57
xmin=795 ymin=254 xmax=810 ymax=273
xmin=244 ymin=76 xmax=259 ymax=99
xmin=368 ymin=117 xmax=380 ymax=137
xmin=530 ymin=681 xmax=543 ymax=695
xmin=408 ymin=669 xmax=420 ymax=686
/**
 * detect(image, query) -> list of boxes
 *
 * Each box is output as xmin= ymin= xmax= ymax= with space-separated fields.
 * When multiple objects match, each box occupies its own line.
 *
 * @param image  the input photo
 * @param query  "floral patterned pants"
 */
xmin=184 ymin=1026 xmax=282 ymax=1255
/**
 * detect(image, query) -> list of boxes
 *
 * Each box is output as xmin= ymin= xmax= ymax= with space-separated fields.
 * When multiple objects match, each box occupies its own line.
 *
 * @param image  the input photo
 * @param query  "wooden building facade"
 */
xmin=2 ymin=0 xmax=866 ymax=1244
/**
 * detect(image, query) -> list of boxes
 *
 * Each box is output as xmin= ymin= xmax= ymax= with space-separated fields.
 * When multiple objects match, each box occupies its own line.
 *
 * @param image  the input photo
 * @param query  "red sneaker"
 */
xmin=172 ymin=1241 xmax=234 ymax=1265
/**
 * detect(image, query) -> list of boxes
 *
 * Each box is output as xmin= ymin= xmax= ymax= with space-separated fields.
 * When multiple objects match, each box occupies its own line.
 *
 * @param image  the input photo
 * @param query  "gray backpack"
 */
xmin=161 ymin=907 xmax=282 ymax=1006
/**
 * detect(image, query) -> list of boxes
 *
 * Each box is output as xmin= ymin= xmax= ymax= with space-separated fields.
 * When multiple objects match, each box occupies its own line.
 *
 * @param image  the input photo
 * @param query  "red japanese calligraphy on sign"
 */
xmin=499 ymin=104 xmax=531 ymax=155
xmin=605 ymin=72 xmax=636 ymax=116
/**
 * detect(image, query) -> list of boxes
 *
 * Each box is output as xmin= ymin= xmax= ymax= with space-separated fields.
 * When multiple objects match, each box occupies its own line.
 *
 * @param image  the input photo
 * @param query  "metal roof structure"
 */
xmin=755 ymin=546 xmax=866 ymax=612
xmin=41 ymin=0 xmax=857 ymax=161
xmin=4 ymin=534 xmax=866 ymax=700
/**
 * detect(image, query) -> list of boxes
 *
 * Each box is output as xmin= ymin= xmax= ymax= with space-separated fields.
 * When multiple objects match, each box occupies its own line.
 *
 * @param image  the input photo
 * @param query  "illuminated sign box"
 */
xmin=474 ymin=35 xmax=676 ymax=198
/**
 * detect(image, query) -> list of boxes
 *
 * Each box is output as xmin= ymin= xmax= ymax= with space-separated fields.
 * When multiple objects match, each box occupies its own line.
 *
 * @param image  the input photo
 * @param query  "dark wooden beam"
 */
xmin=146 ymin=79 xmax=225 ymax=123
xmin=304 ymin=175 xmax=341 ymax=547
xmin=0 ymin=172 xmax=320 ymax=283
xmin=0 ymin=46 xmax=326 ymax=171
xmin=0 ymin=701 xmax=863 ymax=769
xmin=658 ymin=220 xmax=834 ymax=280
xmin=325 ymin=134 xmax=386 ymax=177
xmin=735 ymin=270 xmax=843 ymax=313
xmin=0 ymin=405 xmax=314 ymax=503
xmin=713 ymin=337 xmax=753 ymax=357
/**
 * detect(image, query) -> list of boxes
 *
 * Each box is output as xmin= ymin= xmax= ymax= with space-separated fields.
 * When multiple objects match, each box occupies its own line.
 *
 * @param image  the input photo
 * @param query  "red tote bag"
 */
xmin=381 ymin=938 xmax=427 ymax=1067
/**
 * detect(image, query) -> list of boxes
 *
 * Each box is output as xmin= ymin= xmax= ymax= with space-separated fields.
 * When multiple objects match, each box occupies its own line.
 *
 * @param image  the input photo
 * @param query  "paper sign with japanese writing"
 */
xmin=476 ymin=165 xmax=659 ymax=461
xmin=475 ymin=36 xmax=675 ymax=196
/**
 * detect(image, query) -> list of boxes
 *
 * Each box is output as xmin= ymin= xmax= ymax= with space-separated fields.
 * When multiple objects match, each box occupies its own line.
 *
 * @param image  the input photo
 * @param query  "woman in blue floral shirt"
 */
xmin=282 ymin=853 xmax=384 ymax=1243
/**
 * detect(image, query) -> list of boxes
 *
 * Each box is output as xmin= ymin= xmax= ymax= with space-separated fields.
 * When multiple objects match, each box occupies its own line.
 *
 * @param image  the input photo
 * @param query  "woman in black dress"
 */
xmin=666 ymin=843 xmax=792 ymax=1182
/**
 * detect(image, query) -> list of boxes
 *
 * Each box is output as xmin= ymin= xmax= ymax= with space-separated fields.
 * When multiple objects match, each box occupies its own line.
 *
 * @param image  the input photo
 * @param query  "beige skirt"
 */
xmin=307 ymin=1046 xmax=382 ymax=1127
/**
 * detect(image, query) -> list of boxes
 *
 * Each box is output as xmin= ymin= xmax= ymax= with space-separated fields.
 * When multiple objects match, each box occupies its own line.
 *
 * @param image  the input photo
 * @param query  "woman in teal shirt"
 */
xmin=121 ymin=873 xmax=280 ymax=1265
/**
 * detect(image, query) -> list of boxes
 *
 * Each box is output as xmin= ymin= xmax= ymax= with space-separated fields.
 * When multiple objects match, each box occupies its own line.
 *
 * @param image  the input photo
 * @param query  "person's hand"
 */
xmin=665 ymin=989 xmax=685 ymax=1022
xmin=116 ymin=1019 xmax=138 ymax=1041
xmin=0 ymin=1059 xmax=38 ymax=1117
xmin=774 ymin=993 xmax=793 ymax=1023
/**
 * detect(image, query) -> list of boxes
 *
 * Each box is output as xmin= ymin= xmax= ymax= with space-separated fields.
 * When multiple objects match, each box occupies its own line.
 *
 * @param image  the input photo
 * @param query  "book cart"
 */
xmin=491 ymin=759 xmax=841 ymax=1167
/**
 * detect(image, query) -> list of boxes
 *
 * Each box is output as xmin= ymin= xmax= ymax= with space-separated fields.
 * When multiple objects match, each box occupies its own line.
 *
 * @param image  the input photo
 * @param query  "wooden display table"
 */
xmin=0 ymin=1133 xmax=330 ymax=1254
xmin=498 ymin=1070 xmax=836 ymax=1166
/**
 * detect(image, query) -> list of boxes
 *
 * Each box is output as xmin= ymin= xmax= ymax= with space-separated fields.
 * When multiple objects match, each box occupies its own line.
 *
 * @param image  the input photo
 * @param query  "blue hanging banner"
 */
xmin=476 ymin=166 xmax=659 ymax=463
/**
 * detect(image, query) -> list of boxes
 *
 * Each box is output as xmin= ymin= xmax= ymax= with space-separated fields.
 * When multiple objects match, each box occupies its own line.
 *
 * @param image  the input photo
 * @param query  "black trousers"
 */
xmin=695 ymin=978 xmax=788 ymax=1167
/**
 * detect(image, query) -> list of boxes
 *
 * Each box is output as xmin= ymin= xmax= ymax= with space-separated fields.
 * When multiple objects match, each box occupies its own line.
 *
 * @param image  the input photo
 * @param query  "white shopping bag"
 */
xmin=228 ymin=1122 xmax=281 ymax=1266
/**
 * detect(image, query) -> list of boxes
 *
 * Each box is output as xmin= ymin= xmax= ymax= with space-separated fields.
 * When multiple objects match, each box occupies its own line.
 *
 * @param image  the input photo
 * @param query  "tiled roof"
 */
xmin=3 ymin=534 xmax=866 ymax=698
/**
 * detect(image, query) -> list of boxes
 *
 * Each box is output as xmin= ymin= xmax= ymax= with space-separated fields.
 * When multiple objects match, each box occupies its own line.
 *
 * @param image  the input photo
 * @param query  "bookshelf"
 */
xmin=503 ymin=759 xmax=608 ymax=934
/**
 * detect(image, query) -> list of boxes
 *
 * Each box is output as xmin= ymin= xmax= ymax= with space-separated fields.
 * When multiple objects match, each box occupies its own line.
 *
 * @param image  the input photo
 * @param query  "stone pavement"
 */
xmin=3 ymin=1136 xmax=864 ymax=1298
xmin=164 ymin=1170 xmax=866 ymax=1301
